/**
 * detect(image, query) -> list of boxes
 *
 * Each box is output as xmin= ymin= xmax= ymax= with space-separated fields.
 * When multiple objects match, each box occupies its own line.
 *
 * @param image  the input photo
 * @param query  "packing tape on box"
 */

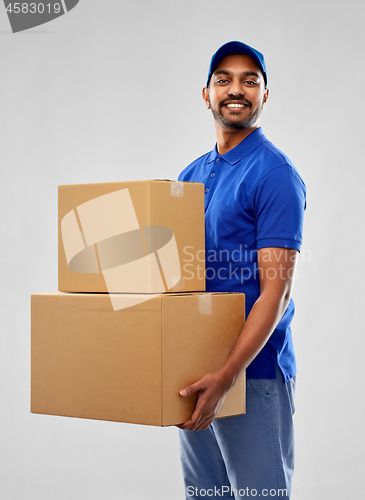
xmin=198 ymin=294 xmax=212 ymax=315
xmin=170 ymin=181 xmax=184 ymax=197
xmin=61 ymin=188 xmax=182 ymax=309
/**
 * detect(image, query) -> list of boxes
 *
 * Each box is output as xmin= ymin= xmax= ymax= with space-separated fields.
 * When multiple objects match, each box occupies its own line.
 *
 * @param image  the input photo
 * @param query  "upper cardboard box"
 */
xmin=58 ymin=180 xmax=205 ymax=294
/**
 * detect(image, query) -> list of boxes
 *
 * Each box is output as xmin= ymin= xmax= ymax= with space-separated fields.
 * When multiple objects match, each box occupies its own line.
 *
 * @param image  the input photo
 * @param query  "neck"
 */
xmin=215 ymin=124 xmax=260 ymax=155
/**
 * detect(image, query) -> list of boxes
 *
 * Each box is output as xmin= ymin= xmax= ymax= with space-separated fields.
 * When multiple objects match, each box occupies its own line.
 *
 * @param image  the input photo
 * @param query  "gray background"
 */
xmin=1 ymin=0 xmax=364 ymax=498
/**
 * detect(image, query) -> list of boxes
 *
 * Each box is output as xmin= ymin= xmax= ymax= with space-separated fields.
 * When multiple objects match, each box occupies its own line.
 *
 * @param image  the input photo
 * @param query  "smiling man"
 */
xmin=178 ymin=42 xmax=306 ymax=499
xmin=205 ymin=55 xmax=268 ymax=141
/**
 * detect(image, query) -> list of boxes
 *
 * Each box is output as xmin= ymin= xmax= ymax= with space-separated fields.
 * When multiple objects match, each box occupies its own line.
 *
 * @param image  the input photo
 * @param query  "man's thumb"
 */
xmin=179 ymin=384 xmax=197 ymax=397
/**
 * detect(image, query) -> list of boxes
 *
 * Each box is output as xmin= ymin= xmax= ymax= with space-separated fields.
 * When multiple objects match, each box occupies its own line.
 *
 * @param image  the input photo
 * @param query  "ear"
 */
xmin=263 ymin=87 xmax=269 ymax=106
xmin=202 ymin=87 xmax=210 ymax=109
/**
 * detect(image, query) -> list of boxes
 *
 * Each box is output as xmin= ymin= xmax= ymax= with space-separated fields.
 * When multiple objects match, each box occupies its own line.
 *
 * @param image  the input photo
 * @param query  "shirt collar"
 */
xmin=206 ymin=127 xmax=267 ymax=165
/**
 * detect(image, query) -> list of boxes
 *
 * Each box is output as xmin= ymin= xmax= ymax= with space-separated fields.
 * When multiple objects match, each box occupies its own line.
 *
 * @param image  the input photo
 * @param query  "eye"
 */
xmin=244 ymin=80 xmax=258 ymax=86
xmin=216 ymin=79 xmax=229 ymax=84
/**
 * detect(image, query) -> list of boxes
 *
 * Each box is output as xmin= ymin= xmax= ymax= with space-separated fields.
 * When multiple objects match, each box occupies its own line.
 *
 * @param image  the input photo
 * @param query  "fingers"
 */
xmin=179 ymin=415 xmax=214 ymax=431
xmin=178 ymin=403 xmax=204 ymax=430
xmin=178 ymin=406 xmax=202 ymax=430
xmin=179 ymin=380 xmax=205 ymax=398
xmin=194 ymin=411 xmax=215 ymax=430
xmin=178 ymin=373 xmax=225 ymax=430
xmin=178 ymin=380 xmax=207 ymax=430
xmin=198 ymin=420 xmax=213 ymax=431
xmin=178 ymin=398 xmax=215 ymax=431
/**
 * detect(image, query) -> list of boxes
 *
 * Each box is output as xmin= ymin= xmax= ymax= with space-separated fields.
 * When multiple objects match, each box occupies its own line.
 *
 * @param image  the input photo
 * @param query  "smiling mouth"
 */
xmin=226 ymin=103 xmax=247 ymax=108
xmin=222 ymin=101 xmax=252 ymax=111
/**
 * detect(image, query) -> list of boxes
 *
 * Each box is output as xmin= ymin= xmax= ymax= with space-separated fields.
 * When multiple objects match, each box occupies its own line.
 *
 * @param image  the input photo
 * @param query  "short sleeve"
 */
xmin=254 ymin=164 xmax=306 ymax=251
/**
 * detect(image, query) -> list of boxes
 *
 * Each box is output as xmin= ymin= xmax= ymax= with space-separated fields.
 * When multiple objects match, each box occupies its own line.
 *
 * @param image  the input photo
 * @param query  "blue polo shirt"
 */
xmin=178 ymin=127 xmax=306 ymax=382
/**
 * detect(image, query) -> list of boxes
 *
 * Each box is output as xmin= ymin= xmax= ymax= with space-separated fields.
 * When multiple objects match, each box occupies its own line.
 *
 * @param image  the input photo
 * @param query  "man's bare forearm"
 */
xmin=219 ymin=289 xmax=291 ymax=389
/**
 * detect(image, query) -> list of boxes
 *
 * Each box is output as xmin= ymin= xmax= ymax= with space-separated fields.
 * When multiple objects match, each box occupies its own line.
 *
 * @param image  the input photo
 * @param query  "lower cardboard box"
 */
xmin=31 ymin=291 xmax=246 ymax=426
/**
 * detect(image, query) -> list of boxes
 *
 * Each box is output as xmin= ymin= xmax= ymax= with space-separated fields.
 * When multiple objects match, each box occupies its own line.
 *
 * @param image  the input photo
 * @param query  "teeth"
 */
xmin=226 ymin=103 xmax=246 ymax=108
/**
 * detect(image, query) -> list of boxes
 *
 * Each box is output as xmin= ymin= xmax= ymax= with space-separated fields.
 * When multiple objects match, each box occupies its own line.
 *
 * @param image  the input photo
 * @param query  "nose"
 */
xmin=227 ymin=78 xmax=245 ymax=97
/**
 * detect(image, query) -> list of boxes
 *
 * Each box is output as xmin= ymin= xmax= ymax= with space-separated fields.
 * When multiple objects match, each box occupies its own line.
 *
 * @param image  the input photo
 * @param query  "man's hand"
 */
xmin=177 ymin=370 xmax=232 ymax=431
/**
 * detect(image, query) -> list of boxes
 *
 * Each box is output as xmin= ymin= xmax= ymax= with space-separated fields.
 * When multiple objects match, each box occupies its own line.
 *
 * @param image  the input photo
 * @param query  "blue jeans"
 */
xmin=179 ymin=367 xmax=296 ymax=499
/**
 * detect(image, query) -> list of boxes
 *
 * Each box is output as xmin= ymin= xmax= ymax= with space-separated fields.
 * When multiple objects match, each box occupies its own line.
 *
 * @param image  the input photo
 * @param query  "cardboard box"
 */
xmin=58 ymin=180 xmax=205 ymax=295
xmin=31 ymin=292 xmax=246 ymax=426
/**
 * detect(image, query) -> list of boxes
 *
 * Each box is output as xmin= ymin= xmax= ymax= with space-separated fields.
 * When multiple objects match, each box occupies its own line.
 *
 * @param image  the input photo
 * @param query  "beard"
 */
xmin=209 ymin=96 xmax=265 ymax=130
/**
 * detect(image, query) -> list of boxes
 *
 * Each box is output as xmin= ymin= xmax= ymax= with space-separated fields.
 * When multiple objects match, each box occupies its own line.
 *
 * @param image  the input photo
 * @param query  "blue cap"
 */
xmin=207 ymin=41 xmax=267 ymax=87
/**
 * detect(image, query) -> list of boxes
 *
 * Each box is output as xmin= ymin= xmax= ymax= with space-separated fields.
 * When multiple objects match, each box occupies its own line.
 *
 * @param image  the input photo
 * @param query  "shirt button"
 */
xmin=216 ymin=158 xmax=221 ymax=163
xmin=210 ymin=173 xmax=215 ymax=178
xmin=205 ymin=187 xmax=209 ymax=193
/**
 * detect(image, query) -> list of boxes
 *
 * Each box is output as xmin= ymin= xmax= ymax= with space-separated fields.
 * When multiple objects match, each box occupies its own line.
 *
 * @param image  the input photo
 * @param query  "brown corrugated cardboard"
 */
xmin=31 ymin=292 xmax=246 ymax=426
xmin=58 ymin=180 xmax=205 ymax=294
